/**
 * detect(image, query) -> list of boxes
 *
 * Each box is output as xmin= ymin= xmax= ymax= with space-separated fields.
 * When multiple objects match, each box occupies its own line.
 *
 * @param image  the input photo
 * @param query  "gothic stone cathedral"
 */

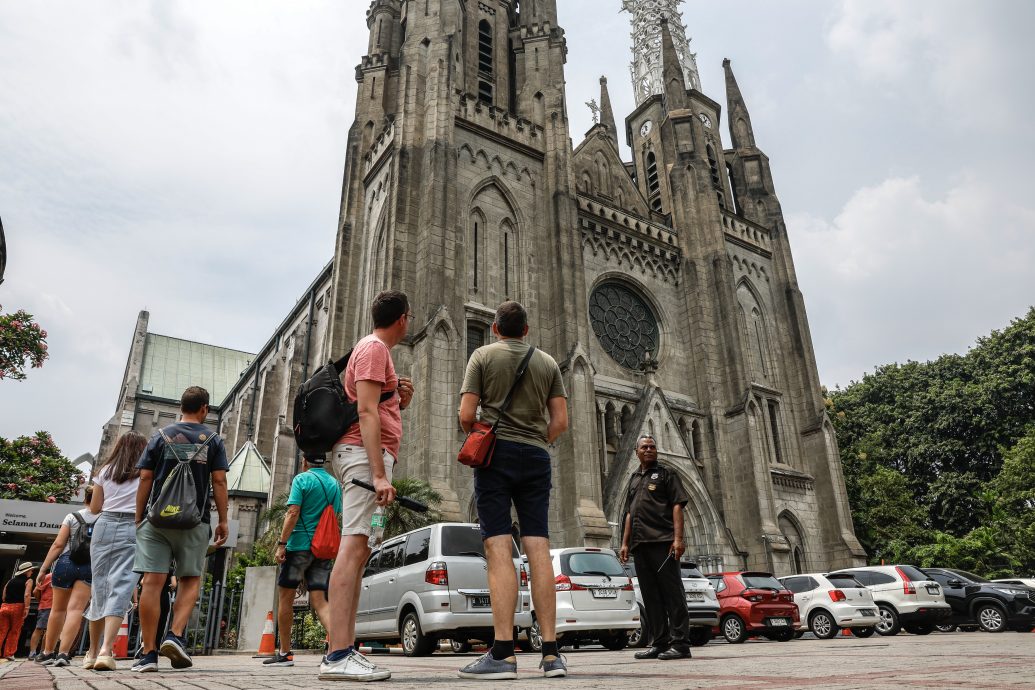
xmin=209 ymin=0 xmax=866 ymax=575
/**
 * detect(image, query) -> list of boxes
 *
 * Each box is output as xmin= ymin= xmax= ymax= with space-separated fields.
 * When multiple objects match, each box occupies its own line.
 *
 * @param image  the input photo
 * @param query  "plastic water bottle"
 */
xmin=369 ymin=507 xmax=386 ymax=548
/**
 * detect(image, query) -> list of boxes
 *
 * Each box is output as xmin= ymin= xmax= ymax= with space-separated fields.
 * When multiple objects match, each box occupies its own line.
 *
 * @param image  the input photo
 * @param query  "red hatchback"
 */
xmin=706 ymin=572 xmax=800 ymax=643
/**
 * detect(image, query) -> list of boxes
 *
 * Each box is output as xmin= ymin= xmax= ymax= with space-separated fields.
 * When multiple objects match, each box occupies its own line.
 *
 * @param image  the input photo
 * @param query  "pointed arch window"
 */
xmin=767 ymin=400 xmax=784 ymax=465
xmin=478 ymin=19 xmax=494 ymax=103
xmin=707 ymin=144 xmax=725 ymax=208
xmin=646 ymin=150 xmax=661 ymax=211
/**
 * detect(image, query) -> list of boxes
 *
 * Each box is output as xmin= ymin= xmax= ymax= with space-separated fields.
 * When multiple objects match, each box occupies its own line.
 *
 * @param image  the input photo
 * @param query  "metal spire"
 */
xmin=622 ymin=0 xmax=702 ymax=105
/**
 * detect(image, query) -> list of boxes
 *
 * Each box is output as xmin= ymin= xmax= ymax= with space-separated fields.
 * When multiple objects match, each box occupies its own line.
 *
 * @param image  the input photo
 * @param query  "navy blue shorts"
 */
xmin=52 ymin=552 xmax=92 ymax=588
xmin=474 ymin=439 xmax=552 ymax=540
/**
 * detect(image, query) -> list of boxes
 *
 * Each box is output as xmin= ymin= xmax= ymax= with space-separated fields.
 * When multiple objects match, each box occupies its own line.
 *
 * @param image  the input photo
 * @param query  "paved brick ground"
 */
xmin=1 ymin=631 xmax=1032 ymax=689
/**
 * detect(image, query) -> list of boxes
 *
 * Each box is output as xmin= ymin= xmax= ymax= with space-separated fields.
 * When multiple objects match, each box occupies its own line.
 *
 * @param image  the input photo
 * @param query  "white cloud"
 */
xmin=792 ymin=176 xmax=1035 ymax=388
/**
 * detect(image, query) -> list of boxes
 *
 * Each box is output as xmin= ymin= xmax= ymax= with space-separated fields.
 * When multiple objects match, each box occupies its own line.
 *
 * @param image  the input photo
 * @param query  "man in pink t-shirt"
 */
xmin=321 ymin=290 xmax=414 ymax=683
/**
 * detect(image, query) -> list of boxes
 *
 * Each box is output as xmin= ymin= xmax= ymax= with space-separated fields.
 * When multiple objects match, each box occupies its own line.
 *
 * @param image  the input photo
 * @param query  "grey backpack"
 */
xmin=146 ymin=429 xmax=215 ymax=530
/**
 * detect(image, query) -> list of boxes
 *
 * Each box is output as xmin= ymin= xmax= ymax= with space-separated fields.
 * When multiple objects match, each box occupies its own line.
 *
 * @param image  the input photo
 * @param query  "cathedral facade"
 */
xmin=212 ymin=0 xmax=865 ymax=574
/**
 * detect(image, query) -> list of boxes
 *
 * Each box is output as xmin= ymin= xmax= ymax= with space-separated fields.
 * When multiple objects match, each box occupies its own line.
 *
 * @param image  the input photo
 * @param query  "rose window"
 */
xmin=589 ymin=283 xmax=659 ymax=369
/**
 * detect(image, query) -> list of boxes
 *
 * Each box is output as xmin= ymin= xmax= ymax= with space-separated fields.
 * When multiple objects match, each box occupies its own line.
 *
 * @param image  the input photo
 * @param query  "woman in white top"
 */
xmin=84 ymin=431 xmax=147 ymax=672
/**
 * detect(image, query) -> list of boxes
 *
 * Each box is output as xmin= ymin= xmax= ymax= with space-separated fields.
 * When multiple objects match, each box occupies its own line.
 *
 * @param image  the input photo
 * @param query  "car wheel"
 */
xmin=628 ymin=605 xmax=647 ymax=648
xmin=600 ymin=633 xmax=628 ymax=651
xmin=904 ymin=624 xmax=934 ymax=635
xmin=935 ymin=623 xmax=956 ymax=633
xmin=721 ymin=615 xmax=748 ymax=644
xmin=809 ymin=610 xmax=839 ymax=640
xmin=875 ymin=604 xmax=901 ymax=636
xmin=688 ymin=627 xmax=712 ymax=647
xmin=850 ymin=626 xmax=875 ymax=638
xmin=976 ymin=604 xmax=1007 ymax=633
xmin=400 ymin=612 xmax=436 ymax=657
xmin=528 ymin=618 xmax=544 ymax=653
xmin=449 ymin=639 xmax=471 ymax=654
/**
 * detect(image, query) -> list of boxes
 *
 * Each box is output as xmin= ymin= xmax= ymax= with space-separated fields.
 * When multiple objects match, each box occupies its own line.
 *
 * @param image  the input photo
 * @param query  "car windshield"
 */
xmin=680 ymin=563 xmax=704 ymax=578
xmin=564 ymin=552 xmax=625 ymax=577
xmin=947 ymin=568 xmax=990 ymax=584
xmin=897 ymin=565 xmax=933 ymax=582
xmin=441 ymin=526 xmax=519 ymax=558
xmin=741 ymin=573 xmax=784 ymax=590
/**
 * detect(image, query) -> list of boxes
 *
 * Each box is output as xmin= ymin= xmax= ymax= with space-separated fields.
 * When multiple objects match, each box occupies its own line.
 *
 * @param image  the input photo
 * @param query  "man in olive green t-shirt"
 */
xmin=458 ymin=301 xmax=569 ymax=680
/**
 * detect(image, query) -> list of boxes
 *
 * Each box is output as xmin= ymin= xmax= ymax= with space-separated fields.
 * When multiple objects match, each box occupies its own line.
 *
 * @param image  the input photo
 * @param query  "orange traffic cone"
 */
xmin=255 ymin=611 xmax=276 ymax=658
xmin=113 ymin=615 xmax=131 ymax=658
xmin=841 ymin=628 xmax=852 ymax=637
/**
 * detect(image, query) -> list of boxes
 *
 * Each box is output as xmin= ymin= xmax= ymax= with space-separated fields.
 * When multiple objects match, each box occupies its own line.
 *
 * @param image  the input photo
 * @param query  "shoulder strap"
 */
xmin=159 ymin=427 xmax=216 ymax=463
xmin=71 ymin=512 xmax=85 ymax=527
xmin=490 ymin=346 xmax=537 ymax=433
xmin=334 ymin=348 xmax=395 ymax=403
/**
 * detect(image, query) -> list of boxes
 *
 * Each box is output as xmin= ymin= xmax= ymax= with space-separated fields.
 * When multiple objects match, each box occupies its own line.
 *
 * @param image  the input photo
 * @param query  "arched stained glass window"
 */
xmin=589 ymin=283 xmax=659 ymax=369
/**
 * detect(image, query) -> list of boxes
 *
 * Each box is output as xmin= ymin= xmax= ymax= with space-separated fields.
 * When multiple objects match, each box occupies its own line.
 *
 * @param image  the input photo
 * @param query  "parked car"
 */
xmin=828 ymin=565 xmax=950 ymax=636
xmin=778 ymin=573 xmax=879 ymax=639
xmin=706 ymin=571 xmax=799 ymax=643
xmin=623 ymin=559 xmax=718 ymax=648
xmin=992 ymin=577 xmax=1035 ymax=589
xmin=923 ymin=568 xmax=1035 ymax=633
xmin=525 ymin=547 xmax=639 ymax=651
xmin=355 ymin=523 xmax=532 ymax=656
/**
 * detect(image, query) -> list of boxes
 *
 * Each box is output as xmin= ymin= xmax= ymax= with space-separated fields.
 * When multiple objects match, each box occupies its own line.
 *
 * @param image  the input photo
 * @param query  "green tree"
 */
xmin=383 ymin=476 xmax=443 ymax=540
xmin=0 ymin=431 xmax=84 ymax=503
xmin=0 ymin=305 xmax=49 ymax=381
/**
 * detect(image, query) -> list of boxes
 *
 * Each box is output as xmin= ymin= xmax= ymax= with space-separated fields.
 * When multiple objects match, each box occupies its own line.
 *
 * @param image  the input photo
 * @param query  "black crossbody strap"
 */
xmin=490 ymin=346 xmax=536 ymax=433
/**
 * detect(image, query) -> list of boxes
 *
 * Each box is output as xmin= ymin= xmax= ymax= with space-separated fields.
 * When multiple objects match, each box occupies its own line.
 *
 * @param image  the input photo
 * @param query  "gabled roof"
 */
xmin=138 ymin=334 xmax=254 ymax=406
xmin=226 ymin=441 xmax=270 ymax=497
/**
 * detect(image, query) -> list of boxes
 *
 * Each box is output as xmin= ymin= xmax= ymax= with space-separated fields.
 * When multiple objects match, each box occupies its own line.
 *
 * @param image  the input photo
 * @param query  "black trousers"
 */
xmin=633 ymin=542 xmax=690 ymax=650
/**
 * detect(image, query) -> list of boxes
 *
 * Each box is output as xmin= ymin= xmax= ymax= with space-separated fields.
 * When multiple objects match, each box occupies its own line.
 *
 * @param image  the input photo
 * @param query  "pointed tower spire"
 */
xmin=520 ymin=0 xmax=557 ymax=27
xmin=724 ymin=58 xmax=756 ymax=150
xmin=599 ymin=76 xmax=619 ymax=148
xmin=624 ymin=0 xmax=702 ymax=105
xmin=660 ymin=17 xmax=688 ymax=109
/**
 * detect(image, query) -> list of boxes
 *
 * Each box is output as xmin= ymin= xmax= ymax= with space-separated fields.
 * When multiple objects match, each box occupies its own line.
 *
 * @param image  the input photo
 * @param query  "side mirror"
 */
xmin=947 ymin=579 xmax=963 ymax=587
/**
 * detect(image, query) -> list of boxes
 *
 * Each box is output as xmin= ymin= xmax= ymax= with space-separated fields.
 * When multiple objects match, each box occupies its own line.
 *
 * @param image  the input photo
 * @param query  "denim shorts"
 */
xmin=474 ymin=439 xmax=552 ymax=540
xmin=86 ymin=512 xmax=138 ymax=621
xmin=277 ymin=550 xmax=332 ymax=592
xmin=52 ymin=552 xmax=92 ymax=588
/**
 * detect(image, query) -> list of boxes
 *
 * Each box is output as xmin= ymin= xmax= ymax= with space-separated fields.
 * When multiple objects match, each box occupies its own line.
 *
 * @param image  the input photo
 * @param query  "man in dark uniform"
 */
xmin=619 ymin=435 xmax=691 ymax=660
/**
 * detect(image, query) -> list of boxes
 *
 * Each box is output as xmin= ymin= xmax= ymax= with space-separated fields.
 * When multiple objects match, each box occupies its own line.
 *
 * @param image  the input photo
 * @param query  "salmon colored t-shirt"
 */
xmin=338 ymin=334 xmax=401 ymax=459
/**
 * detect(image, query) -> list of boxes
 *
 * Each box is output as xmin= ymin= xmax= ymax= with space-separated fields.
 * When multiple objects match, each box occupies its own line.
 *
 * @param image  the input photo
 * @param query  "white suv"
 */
xmin=526 ymin=547 xmax=639 ymax=651
xmin=828 ymin=565 xmax=951 ymax=636
xmin=778 ymin=573 xmax=879 ymax=639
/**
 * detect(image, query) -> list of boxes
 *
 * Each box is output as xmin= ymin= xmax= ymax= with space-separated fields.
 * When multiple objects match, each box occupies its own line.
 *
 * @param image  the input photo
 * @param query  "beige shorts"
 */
xmin=331 ymin=445 xmax=395 ymax=537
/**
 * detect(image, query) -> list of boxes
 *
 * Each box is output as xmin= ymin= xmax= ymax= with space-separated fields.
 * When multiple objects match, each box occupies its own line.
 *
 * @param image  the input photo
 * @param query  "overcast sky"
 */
xmin=2 ymin=0 xmax=1033 ymax=458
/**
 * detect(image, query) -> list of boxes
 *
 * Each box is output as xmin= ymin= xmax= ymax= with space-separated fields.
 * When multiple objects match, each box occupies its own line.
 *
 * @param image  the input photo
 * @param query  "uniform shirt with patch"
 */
xmin=137 ymin=422 xmax=229 ymax=524
xmin=625 ymin=463 xmax=689 ymax=549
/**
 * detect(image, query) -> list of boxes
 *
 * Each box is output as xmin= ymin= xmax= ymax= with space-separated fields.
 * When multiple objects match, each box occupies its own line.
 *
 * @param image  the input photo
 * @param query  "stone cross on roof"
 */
xmin=585 ymin=98 xmax=600 ymax=124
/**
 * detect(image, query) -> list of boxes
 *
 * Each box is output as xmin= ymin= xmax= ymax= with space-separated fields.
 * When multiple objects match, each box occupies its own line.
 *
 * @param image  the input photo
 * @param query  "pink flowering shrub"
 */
xmin=0 ymin=305 xmax=49 ymax=381
xmin=0 ymin=431 xmax=84 ymax=502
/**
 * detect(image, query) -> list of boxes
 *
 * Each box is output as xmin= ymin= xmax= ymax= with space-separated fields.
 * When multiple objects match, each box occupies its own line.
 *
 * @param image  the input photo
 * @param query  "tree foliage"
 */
xmin=831 ymin=307 xmax=1035 ymax=575
xmin=0 ymin=431 xmax=85 ymax=503
xmin=0 ymin=305 xmax=49 ymax=381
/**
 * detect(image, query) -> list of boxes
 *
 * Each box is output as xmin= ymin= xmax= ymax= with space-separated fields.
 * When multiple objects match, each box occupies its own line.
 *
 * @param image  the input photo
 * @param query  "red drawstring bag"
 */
xmin=309 ymin=480 xmax=341 ymax=560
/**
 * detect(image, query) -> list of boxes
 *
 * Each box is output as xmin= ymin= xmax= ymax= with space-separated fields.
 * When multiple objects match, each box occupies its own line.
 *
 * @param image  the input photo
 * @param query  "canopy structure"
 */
xmin=226 ymin=441 xmax=270 ymax=498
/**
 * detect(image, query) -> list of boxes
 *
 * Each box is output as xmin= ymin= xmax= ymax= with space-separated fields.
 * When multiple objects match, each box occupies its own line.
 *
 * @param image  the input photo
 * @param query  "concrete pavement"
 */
xmin=1 ymin=631 xmax=1032 ymax=689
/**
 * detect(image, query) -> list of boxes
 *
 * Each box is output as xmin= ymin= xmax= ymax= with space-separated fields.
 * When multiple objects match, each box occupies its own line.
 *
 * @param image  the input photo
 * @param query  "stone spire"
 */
xmin=724 ymin=58 xmax=756 ymax=149
xmin=622 ymin=0 xmax=701 ymax=105
xmin=660 ymin=17 xmax=688 ymax=109
xmin=520 ymin=0 xmax=557 ymax=27
xmin=599 ymin=76 xmax=619 ymax=148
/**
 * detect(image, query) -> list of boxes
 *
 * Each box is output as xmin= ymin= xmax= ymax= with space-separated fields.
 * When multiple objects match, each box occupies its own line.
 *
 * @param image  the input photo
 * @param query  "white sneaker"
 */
xmin=319 ymin=649 xmax=391 ymax=682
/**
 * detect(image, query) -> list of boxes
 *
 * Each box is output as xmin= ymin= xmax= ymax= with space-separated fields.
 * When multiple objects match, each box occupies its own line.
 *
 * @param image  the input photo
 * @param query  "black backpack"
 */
xmin=292 ymin=350 xmax=393 ymax=456
xmin=68 ymin=513 xmax=94 ymax=565
xmin=145 ymin=429 xmax=215 ymax=530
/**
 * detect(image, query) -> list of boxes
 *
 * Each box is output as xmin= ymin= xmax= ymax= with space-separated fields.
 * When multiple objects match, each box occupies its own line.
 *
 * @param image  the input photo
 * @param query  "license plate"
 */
xmin=861 ymin=609 xmax=876 ymax=617
xmin=470 ymin=595 xmax=491 ymax=608
xmin=591 ymin=588 xmax=618 ymax=599
xmin=926 ymin=585 xmax=939 ymax=595
xmin=685 ymin=592 xmax=705 ymax=602
xmin=767 ymin=618 xmax=789 ymax=626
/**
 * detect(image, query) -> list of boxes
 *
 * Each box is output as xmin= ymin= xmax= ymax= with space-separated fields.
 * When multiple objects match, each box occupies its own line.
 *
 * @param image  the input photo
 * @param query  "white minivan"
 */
xmin=355 ymin=523 xmax=531 ymax=656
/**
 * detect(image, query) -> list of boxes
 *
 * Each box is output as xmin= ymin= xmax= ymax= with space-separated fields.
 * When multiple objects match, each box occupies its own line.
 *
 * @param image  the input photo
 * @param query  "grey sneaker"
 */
xmin=319 ymin=649 xmax=391 ymax=682
xmin=539 ymin=654 xmax=567 ymax=678
xmin=457 ymin=652 xmax=518 ymax=680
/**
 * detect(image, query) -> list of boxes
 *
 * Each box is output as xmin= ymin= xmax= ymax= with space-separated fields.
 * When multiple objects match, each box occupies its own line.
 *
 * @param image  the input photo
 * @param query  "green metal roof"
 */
xmin=138 ymin=334 xmax=254 ymax=406
xmin=226 ymin=441 xmax=271 ymax=497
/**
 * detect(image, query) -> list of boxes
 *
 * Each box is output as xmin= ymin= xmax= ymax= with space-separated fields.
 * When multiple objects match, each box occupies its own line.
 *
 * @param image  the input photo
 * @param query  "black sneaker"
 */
xmin=35 ymin=652 xmax=57 ymax=664
xmin=50 ymin=653 xmax=71 ymax=667
xmin=263 ymin=650 xmax=294 ymax=667
xmin=159 ymin=632 xmax=192 ymax=669
xmin=131 ymin=651 xmax=159 ymax=673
